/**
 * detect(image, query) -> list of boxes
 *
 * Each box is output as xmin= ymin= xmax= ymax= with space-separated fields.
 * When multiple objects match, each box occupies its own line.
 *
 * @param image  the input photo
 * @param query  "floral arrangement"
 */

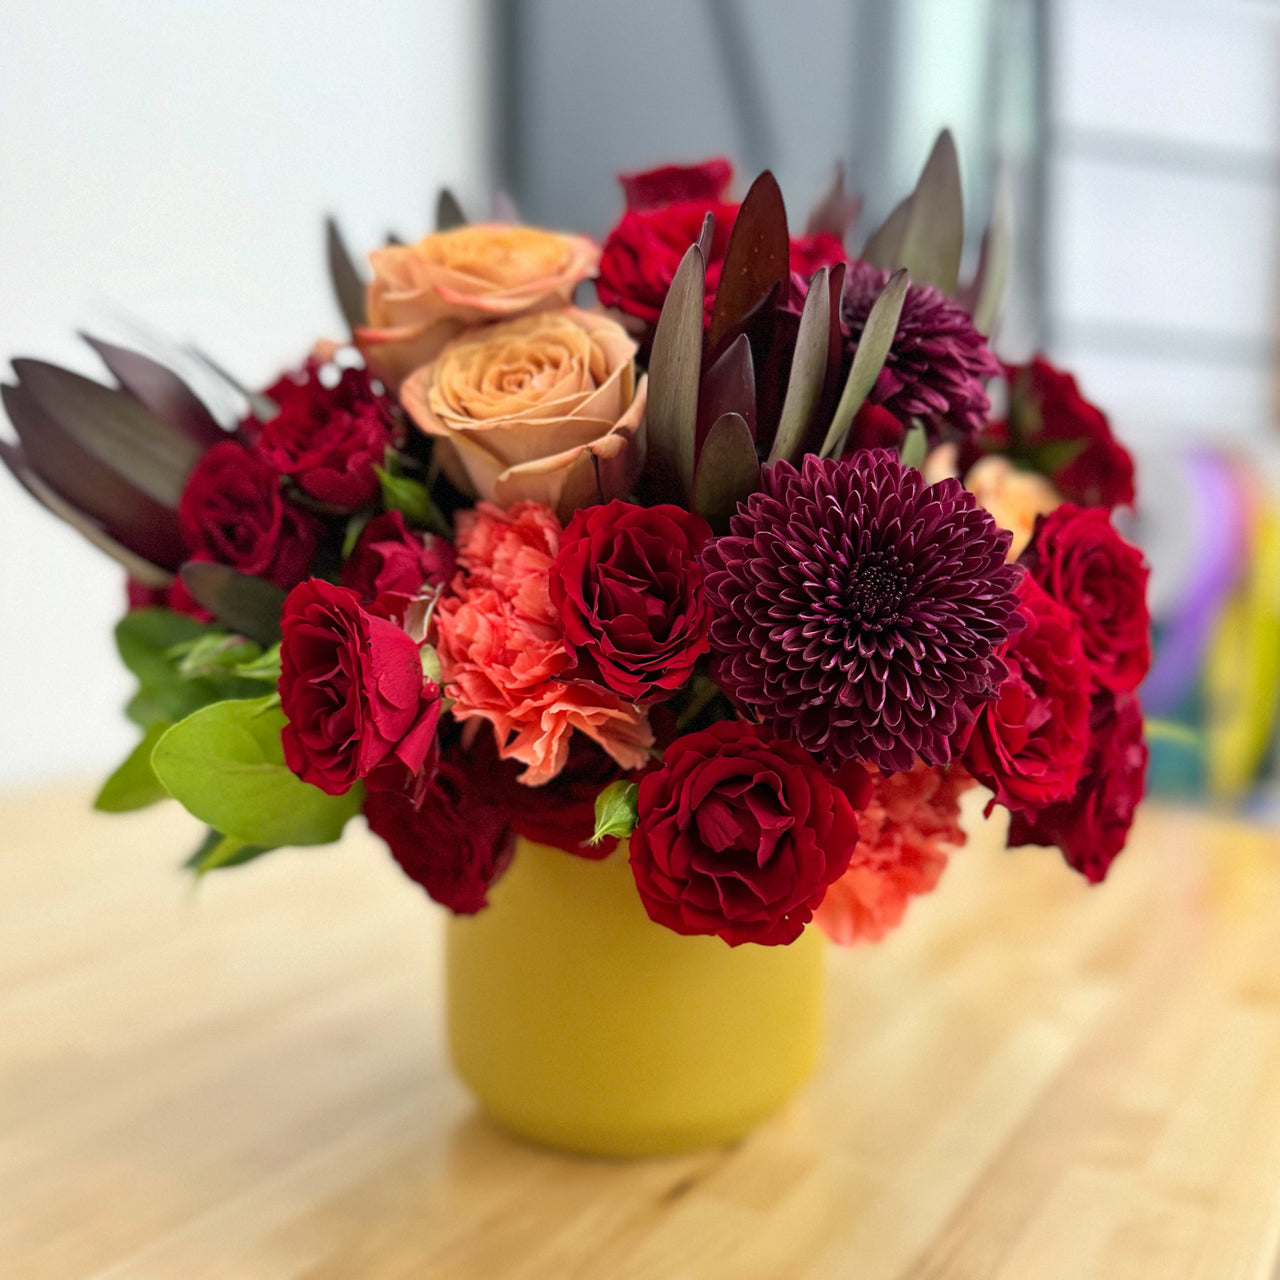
xmin=2 ymin=133 xmax=1150 ymax=948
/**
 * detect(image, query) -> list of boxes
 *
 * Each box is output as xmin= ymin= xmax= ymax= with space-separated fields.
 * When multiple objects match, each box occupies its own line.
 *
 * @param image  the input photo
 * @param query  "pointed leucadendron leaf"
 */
xmin=491 ymin=190 xmax=520 ymax=224
xmin=694 ymin=412 xmax=760 ymax=535
xmin=695 ymin=210 xmax=716 ymax=264
xmin=645 ymin=242 xmax=704 ymax=502
xmin=95 ymin=720 xmax=172 ymax=813
xmin=325 ymin=216 xmax=367 ymax=334
xmin=805 ymin=160 xmax=861 ymax=240
xmin=591 ymin=780 xmax=639 ymax=846
xmin=184 ymin=828 xmax=277 ymax=875
xmin=2 ymin=382 xmax=185 ymax=567
xmin=769 ymin=267 xmax=830 ymax=465
xmin=436 ymin=188 xmax=467 ymax=231
xmin=153 ymin=696 xmax=364 ymax=848
xmin=960 ymin=179 xmax=1011 ymax=336
xmin=179 ymin=563 xmax=286 ymax=646
xmin=82 ymin=335 xmax=225 ymax=448
xmin=861 ymin=194 xmax=912 ymax=270
xmin=819 ymin=268 xmax=910 ymax=459
xmin=706 ymin=170 xmax=789 ymax=354
xmin=0 ymin=435 xmax=176 ymax=585
xmin=185 ymin=347 xmax=278 ymax=422
xmin=897 ymin=129 xmax=964 ymax=295
xmin=900 ymin=422 xmax=928 ymax=471
xmin=10 ymin=359 xmax=202 ymax=507
xmin=696 ymin=333 xmax=756 ymax=452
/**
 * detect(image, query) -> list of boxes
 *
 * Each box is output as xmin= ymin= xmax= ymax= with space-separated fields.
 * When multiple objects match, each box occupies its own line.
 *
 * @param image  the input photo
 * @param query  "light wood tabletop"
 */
xmin=3 ymin=783 xmax=1280 ymax=1279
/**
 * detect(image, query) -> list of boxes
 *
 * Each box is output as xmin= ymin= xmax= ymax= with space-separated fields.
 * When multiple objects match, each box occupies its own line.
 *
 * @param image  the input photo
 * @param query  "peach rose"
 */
xmin=357 ymin=224 xmax=600 ymax=386
xmin=401 ymin=308 xmax=646 ymax=521
xmin=964 ymin=456 xmax=1062 ymax=561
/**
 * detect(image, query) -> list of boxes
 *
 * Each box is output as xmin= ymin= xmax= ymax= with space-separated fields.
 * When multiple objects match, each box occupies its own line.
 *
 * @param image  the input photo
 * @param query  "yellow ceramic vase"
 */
xmin=445 ymin=837 xmax=826 ymax=1158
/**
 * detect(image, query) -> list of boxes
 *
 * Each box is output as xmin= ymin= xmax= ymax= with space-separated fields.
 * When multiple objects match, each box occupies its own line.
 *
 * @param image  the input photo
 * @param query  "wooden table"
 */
xmin=3 ymin=785 xmax=1280 ymax=1279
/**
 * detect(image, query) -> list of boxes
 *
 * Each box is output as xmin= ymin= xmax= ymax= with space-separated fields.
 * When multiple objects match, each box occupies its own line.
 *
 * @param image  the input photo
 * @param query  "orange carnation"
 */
xmin=434 ymin=502 xmax=652 ymax=785
xmin=815 ymin=764 xmax=975 ymax=945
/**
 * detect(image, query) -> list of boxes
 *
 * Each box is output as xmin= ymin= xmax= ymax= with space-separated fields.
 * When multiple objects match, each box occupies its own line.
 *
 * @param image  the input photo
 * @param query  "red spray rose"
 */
xmin=340 ymin=510 xmax=454 ymax=610
xmin=1007 ymin=690 xmax=1148 ymax=883
xmin=279 ymin=578 xmax=440 ymax=797
xmin=548 ymin=500 xmax=712 ymax=703
xmin=364 ymin=758 xmax=514 ymax=913
xmin=255 ymin=361 xmax=399 ymax=512
xmin=815 ymin=763 xmax=974 ymax=945
xmin=963 ymin=574 xmax=1092 ymax=813
xmin=967 ymin=358 xmax=1135 ymax=510
xmin=618 ymin=157 xmax=733 ymax=210
xmin=1020 ymin=503 xmax=1151 ymax=694
xmin=178 ymin=440 xmax=322 ymax=591
xmin=629 ymin=720 xmax=869 ymax=947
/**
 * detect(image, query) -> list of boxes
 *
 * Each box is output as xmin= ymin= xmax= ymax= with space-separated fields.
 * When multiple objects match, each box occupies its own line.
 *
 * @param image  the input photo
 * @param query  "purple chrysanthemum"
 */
xmin=699 ymin=452 xmax=1022 ymax=772
xmin=842 ymin=259 xmax=1000 ymax=443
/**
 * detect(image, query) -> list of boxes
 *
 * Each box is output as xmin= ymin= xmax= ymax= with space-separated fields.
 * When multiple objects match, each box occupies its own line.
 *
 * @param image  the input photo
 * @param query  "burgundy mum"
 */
xmin=841 ymin=259 xmax=1000 ymax=443
xmin=700 ymin=452 xmax=1022 ymax=772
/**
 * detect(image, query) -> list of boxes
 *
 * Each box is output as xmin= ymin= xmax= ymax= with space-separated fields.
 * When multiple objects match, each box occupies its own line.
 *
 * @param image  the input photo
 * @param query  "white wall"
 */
xmin=0 ymin=0 xmax=488 ymax=788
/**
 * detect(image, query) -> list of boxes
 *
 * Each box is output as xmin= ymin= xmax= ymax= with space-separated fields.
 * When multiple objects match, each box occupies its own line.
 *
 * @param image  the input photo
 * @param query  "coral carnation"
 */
xmin=700 ymin=452 xmax=1022 ymax=772
xmin=841 ymin=259 xmax=1000 ymax=443
xmin=815 ymin=763 xmax=974 ymax=945
xmin=434 ymin=501 xmax=653 ymax=785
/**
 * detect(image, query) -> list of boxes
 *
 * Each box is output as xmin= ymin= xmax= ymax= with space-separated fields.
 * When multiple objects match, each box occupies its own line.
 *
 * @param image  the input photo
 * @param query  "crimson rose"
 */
xmin=1020 ymin=503 xmax=1150 ymax=694
xmin=1007 ymin=690 xmax=1148 ymax=883
xmin=279 ymin=579 xmax=440 ymax=796
xmin=340 ymin=510 xmax=454 ymax=610
xmin=618 ymin=157 xmax=733 ymax=210
xmin=255 ymin=361 xmax=399 ymax=512
xmin=364 ymin=759 xmax=514 ymax=913
xmin=963 ymin=575 xmax=1092 ymax=812
xmin=178 ymin=440 xmax=322 ymax=590
xmin=629 ymin=720 xmax=869 ymax=946
xmin=549 ymin=500 xmax=712 ymax=702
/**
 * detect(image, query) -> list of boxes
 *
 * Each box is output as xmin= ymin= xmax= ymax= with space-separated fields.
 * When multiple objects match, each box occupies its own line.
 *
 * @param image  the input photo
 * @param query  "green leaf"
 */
xmin=184 ymin=828 xmax=277 ymax=875
xmin=645 ymin=242 xmax=704 ymax=503
xmin=900 ymin=422 xmax=928 ymax=471
xmin=898 ymin=129 xmax=964 ymax=295
xmin=94 ymin=721 xmax=172 ymax=812
xmin=374 ymin=464 xmax=448 ymax=534
xmin=592 ymin=781 xmax=639 ymax=845
xmin=151 ymin=696 xmax=364 ymax=847
xmin=342 ymin=509 xmax=374 ymax=559
xmin=819 ymin=269 xmax=910 ymax=459
xmin=861 ymin=195 xmax=912 ymax=270
xmin=172 ymin=632 xmax=262 ymax=680
xmin=693 ymin=412 xmax=760 ymax=534
xmin=232 ymin=643 xmax=282 ymax=683
xmin=769 ymin=266 xmax=831 ymax=465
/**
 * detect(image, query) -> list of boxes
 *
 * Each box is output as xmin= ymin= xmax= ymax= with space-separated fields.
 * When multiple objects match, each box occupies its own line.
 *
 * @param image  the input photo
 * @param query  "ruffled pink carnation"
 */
xmin=434 ymin=501 xmax=653 ymax=785
xmin=815 ymin=763 xmax=975 ymax=945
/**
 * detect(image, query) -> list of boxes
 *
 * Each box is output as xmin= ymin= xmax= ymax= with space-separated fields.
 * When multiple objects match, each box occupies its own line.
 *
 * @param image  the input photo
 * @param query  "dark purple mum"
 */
xmin=699 ymin=451 xmax=1022 ymax=772
xmin=841 ymin=259 xmax=999 ymax=444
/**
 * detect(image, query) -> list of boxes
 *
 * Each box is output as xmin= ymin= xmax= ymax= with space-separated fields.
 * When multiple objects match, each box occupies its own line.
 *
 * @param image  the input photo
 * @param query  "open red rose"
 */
xmin=178 ymin=440 xmax=322 ymax=590
xmin=1007 ymin=689 xmax=1148 ymax=883
xmin=340 ymin=510 xmax=454 ymax=610
xmin=963 ymin=574 xmax=1092 ymax=812
xmin=255 ymin=361 xmax=399 ymax=512
xmin=279 ymin=578 xmax=440 ymax=796
xmin=629 ymin=720 xmax=868 ymax=946
xmin=549 ymin=500 xmax=712 ymax=702
xmin=364 ymin=758 xmax=514 ymax=913
xmin=1020 ymin=503 xmax=1150 ymax=694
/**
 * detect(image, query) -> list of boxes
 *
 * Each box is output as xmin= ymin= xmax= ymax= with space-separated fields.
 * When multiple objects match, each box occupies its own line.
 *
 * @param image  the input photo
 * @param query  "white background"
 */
xmin=0 ymin=0 xmax=488 ymax=788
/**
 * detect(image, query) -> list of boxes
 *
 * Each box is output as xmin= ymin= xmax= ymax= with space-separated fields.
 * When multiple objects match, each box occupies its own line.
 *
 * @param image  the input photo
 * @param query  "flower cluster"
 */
xmin=8 ymin=143 xmax=1149 ymax=950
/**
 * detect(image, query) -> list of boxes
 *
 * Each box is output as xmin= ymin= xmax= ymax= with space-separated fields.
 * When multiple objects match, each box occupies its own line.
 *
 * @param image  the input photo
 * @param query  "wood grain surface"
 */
xmin=3 ymin=784 xmax=1280 ymax=1279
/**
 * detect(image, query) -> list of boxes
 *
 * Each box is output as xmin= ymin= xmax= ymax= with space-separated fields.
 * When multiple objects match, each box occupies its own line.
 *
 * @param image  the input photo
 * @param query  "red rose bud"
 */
xmin=341 ymin=510 xmax=455 ymax=609
xmin=365 ymin=759 xmax=514 ymax=913
xmin=178 ymin=440 xmax=322 ymax=591
xmin=1007 ymin=689 xmax=1148 ymax=883
xmin=279 ymin=578 xmax=440 ymax=796
xmin=963 ymin=575 xmax=1092 ymax=813
xmin=618 ymin=157 xmax=733 ymax=210
xmin=1019 ymin=503 xmax=1151 ymax=695
xmin=255 ymin=361 xmax=399 ymax=512
xmin=549 ymin=500 xmax=712 ymax=703
xmin=628 ymin=720 xmax=867 ymax=947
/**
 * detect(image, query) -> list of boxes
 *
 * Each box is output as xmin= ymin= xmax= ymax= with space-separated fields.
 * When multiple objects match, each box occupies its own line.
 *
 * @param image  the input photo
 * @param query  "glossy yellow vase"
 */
xmin=445 ymin=838 xmax=825 ymax=1157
